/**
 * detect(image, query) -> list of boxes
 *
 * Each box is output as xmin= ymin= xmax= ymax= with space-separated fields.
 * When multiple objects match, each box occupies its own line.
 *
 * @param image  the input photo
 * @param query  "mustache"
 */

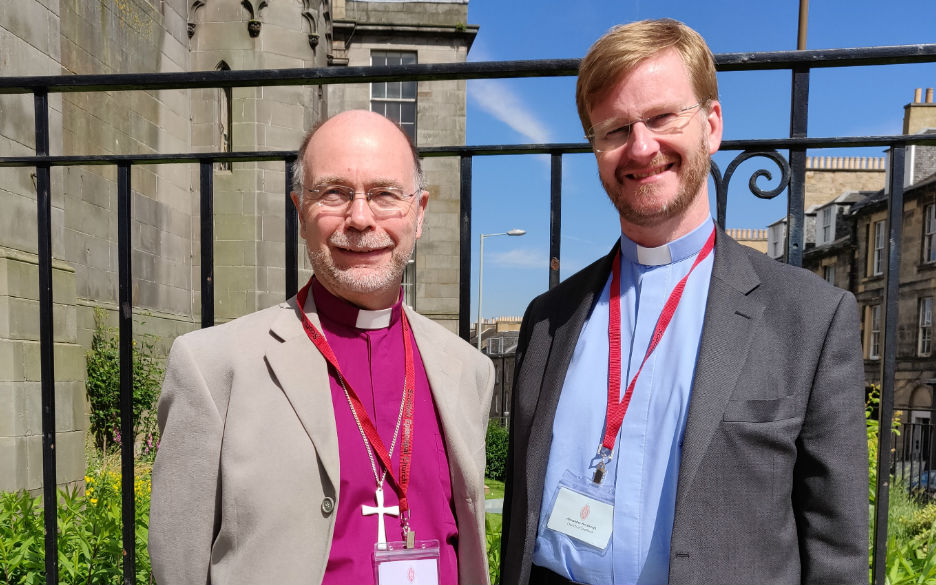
xmin=615 ymin=155 xmax=674 ymax=182
xmin=328 ymin=230 xmax=393 ymax=251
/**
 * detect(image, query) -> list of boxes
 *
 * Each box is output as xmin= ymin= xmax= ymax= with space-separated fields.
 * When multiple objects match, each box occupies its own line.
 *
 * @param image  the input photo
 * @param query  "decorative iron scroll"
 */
xmin=710 ymin=150 xmax=791 ymax=229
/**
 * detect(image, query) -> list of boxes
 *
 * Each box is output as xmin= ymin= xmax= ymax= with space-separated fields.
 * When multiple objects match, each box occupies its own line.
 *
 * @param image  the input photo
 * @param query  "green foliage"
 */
xmin=867 ymin=385 xmax=902 ymax=506
xmin=0 ymin=462 xmax=153 ymax=584
xmin=485 ymin=513 xmax=502 ymax=585
xmin=485 ymin=420 xmax=510 ymax=482
xmin=85 ymin=308 xmax=163 ymax=457
xmin=884 ymin=525 xmax=936 ymax=584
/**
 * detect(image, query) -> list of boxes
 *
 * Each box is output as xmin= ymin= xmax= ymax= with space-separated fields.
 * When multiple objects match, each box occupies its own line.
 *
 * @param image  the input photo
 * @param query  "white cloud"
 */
xmin=488 ymin=248 xmax=546 ymax=269
xmin=469 ymin=79 xmax=551 ymax=144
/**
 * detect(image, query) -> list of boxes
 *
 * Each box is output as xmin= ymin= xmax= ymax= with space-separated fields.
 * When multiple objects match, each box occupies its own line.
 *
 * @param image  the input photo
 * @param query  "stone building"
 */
xmin=327 ymin=0 xmax=476 ymax=330
xmin=802 ymin=88 xmax=936 ymax=423
xmin=0 ymin=0 xmax=474 ymax=492
xmin=765 ymin=155 xmax=887 ymax=261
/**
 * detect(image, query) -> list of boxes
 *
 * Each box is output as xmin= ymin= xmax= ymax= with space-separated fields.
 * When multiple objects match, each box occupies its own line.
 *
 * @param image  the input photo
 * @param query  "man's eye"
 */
xmin=317 ymin=187 xmax=349 ymax=204
xmin=646 ymin=112 xmax=677 ymax=130
xmin=604 ymin=124 xmax=630 ymax=138
xmin=370 ymin=190 xmax=402 ymax=207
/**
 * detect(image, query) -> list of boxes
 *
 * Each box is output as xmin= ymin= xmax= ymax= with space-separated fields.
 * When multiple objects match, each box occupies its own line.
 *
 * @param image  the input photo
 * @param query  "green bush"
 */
xmin=0 ymin=462 xmax=153 ymax=584
xmin=85 ymin=308 xmax=163 ymax=457
xmin=485 ymin=420 xmax=509 ymax=482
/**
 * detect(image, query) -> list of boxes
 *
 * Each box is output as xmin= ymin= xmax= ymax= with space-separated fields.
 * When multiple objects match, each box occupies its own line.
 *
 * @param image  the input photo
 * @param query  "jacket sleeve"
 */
xmin=148 ymin=336 xmax=226 ymax=585
xmin=793 ymin=291 xmax=869 ymax=584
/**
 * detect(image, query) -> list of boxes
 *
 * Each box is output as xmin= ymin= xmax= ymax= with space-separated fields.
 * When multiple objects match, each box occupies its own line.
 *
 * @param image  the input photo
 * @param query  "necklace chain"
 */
xmin=338 ymin=371 xmax=408 ymax=489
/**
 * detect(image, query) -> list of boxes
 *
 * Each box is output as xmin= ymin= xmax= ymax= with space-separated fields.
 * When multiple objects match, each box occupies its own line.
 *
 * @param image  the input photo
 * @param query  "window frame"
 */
xmin=820 ymin=206 xmax=834 ymax=245
xmin=370 ymin=50 xmax=418 ymax=143
xmin=872 ymin=220 xmax=886 ymax=276
xmin=869 ymin=304 xmax=882 ymax=360
xmin=919 ymin=296 xmax=933 ymax=357
xmin=924 ymin=203 xmax=936 ymax=264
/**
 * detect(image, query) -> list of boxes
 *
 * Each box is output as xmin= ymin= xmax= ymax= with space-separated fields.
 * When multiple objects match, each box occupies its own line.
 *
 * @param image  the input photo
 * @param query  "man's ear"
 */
xmin=290 ymin=191 xmax=306 ymax=237
xmin=704 ymin=100 xmax=723 ymax=155
xmin=414 ymin=190 xmax=429 ymax=239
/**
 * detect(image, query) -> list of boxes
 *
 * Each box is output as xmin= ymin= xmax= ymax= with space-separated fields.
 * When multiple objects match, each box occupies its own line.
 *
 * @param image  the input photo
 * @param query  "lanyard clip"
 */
xmin=593 ymin=446 xmax=613 ymax=484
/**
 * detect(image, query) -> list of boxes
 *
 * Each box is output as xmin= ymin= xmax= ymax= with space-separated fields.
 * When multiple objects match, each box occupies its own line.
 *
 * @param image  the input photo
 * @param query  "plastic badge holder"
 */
xmin=374 ymin=539 xmax=441 ymax=585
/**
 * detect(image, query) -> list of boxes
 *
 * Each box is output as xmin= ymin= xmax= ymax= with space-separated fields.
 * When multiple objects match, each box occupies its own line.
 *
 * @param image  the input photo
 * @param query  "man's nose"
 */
xmin=623 ymin=121 xmax=660 ymax=161
xmin=345 ymin=194 xmax=377 ymax=230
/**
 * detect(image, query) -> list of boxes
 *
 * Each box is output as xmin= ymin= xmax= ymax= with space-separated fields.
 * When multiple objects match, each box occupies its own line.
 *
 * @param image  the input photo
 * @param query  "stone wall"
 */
xmin=0 ymin=248 xmax=85 ymax=494
xmin=191 ymin=0 xmax=328 ymax=321
xmin=1 ymin=0 xmax=471 ymax=492
xmin=804 ymin=156 xmax=886 ymax=210
xmin=328 ymin=0 xmax=474 ymax=332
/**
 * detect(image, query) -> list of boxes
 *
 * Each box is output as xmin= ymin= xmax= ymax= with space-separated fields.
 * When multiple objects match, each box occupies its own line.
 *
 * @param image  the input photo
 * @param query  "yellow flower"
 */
xmin=90 ymin=498 xmax=98 ymax=505
xmin=84 ymin=475 xmax=91 ymax=483
xmin=86 ymin=486 xmax=93 ymax=494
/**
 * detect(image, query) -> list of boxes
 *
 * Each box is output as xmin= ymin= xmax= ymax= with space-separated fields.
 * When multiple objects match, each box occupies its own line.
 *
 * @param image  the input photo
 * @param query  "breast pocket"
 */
xmin=723 ymin=395 xmax=799 ymax=422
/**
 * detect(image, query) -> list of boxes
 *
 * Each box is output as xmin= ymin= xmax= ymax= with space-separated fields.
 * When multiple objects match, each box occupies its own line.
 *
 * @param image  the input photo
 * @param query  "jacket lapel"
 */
xmin=677 ymin=231 xmax=764 ymax=494
xmin=265 ymin=296 xmax=340 ymax=492
xmin=404 ymin=307 xmax=480 ymax=497
xmin=525 ymin=246 xmax=618 ymax=494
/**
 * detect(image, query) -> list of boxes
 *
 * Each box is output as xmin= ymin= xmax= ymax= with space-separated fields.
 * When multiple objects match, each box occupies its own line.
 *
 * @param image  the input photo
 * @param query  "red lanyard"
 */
xmin=296 ymin=279 xmax=416 ymax=514
xmin=601 ymin=228 xmax=717 ymax=453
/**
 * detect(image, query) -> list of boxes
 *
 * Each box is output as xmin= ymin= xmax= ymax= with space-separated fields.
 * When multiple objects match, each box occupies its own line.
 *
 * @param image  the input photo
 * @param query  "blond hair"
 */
xmin=575 ymin=18 xmax=719 ymax=134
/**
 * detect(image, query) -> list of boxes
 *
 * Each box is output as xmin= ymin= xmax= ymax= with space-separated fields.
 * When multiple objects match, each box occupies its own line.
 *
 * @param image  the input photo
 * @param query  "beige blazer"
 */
xmin=149 ymin=295 xmax=495 ymax=585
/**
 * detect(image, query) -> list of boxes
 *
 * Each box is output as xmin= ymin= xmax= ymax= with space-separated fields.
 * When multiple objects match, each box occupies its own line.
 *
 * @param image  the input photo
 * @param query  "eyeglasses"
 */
xmin=587 ymin=102 xmax=704 ymax=153
xmin=305 ymin=184 xmax=420 ymax=218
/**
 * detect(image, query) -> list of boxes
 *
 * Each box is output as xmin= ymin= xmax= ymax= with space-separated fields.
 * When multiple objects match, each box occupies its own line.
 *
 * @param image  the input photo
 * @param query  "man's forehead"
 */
xmin=592 ymin=51 xmax=694 ymax=115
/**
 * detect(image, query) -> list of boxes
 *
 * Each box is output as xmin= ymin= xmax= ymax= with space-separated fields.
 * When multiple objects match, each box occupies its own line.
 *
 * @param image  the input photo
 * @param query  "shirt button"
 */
xmin=321 ymin=496 xmax=335 ymax=516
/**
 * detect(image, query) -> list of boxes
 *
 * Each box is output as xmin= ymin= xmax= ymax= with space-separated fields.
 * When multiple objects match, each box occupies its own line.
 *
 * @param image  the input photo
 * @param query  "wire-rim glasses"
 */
xmin=587 ymin=102 xmax=704 ymax=153
xmin=305 ymin=184 xmax=420 ymax=218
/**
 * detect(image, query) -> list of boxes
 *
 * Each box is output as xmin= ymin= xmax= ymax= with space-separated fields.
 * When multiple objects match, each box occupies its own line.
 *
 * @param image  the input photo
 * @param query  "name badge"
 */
xmin=374 ymin=540 xmax=440 ymax=585
xmin=546 ymin=486 xmax=614 ymax=549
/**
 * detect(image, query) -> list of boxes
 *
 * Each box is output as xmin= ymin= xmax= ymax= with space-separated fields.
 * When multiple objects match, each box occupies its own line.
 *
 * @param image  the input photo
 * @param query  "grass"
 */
xmin=485 ymin=478 xmax=505 ymax=500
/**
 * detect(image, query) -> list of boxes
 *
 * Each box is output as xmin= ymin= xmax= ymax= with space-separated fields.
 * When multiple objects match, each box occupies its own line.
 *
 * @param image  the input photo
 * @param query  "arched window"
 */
xmin=216 ymin=61 xmax=233 ymax=170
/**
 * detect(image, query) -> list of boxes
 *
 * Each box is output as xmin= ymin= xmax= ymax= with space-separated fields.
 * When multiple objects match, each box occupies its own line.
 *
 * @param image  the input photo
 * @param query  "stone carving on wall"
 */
xmin=187 ymin=0 xmax=205 ymax=38
xmin=242 ymin=0 xmax=268 ymax=37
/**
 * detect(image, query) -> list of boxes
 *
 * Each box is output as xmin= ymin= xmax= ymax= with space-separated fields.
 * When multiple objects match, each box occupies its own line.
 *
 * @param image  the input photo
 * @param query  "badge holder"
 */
xmin=544 ymin=469 xmax=616 ymax=551
xmin=374 ymin=539 xmax=440 ymax=585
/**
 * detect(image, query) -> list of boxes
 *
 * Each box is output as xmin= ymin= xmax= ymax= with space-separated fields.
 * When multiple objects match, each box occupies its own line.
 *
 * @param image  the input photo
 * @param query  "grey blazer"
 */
xmin=500 ymin=229 xmax=868 ymax=584
xmin=149 ymin=294 xmax=495 ymax=585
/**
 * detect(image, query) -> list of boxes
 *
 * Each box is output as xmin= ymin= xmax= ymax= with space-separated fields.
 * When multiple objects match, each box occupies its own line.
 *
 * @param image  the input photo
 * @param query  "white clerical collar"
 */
xmin=308 ymin=277 xmax=403 ymax=331
xmin=355 ymin=307 xmax=393 ymax=330
xmin=619 ymin=218 xmax=715 ymax=267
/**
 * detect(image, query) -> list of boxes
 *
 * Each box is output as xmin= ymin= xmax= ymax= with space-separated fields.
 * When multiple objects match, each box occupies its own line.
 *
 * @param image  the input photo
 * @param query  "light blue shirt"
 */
xmin=533 ymin=219 xmax=715 ymax=584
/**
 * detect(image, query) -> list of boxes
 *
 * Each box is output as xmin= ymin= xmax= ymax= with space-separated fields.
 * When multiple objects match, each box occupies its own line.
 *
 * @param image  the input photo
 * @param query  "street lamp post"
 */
xmin=477 ymin=228 xmax=526 ymax=351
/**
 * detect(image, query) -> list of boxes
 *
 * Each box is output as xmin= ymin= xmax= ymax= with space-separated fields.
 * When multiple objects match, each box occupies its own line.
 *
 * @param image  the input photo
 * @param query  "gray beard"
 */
xmin=307 ymin=230 xmax=414 ymax=300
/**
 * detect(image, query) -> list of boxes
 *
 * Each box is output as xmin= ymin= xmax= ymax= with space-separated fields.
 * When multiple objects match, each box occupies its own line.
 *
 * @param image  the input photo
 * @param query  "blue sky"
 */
xmin=460 ymin=0 xmax=936 ymax=320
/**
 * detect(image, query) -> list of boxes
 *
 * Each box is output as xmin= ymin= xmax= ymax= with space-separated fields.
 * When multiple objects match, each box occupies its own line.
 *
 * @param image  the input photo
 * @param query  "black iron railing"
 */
xmin=2 ymin=43 xmax=936 ymax=585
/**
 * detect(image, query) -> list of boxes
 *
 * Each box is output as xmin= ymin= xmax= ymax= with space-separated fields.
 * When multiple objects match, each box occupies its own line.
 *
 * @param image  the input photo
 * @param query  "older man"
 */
xmin=149 ymin=110 xmax=494 ymax=585
xmin=500 ymin=19 xmax=867 ymax=585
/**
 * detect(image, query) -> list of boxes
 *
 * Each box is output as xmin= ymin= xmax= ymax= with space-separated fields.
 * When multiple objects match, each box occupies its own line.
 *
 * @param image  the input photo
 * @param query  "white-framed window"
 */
xmin=869 ymin=304 xmax=882 ymax=360
xmin=402 ymin=257 xmax=416 ymax=307
xmin=924 ymin=203 xmax=936 ymax=264
xmin=823 ymin=264 xmax=835 ymax=285
xmin=819 ymin=206 xmax=834 ymax=245
xmin=371 ymin=51 xmax=417 ymax=143
xmin=920 ymin=297 xmax=933 ymax=357
xmin=488 ymin=337 xmax=504 ymax=355
xmin=768 ymin=223 xmax=785 ymax=259
xmin=872 ymin=220 xmax=886 ymax=276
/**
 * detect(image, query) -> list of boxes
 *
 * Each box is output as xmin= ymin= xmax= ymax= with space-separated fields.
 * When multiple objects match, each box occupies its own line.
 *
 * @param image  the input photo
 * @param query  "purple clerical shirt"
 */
xmin=311 ymin=279 xmax=459 ymax=585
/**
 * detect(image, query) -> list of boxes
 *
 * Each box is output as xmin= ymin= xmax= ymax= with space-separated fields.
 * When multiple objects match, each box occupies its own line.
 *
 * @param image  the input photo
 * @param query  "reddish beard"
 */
xmin=602 ymin=136 xmax=710 ymax=227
